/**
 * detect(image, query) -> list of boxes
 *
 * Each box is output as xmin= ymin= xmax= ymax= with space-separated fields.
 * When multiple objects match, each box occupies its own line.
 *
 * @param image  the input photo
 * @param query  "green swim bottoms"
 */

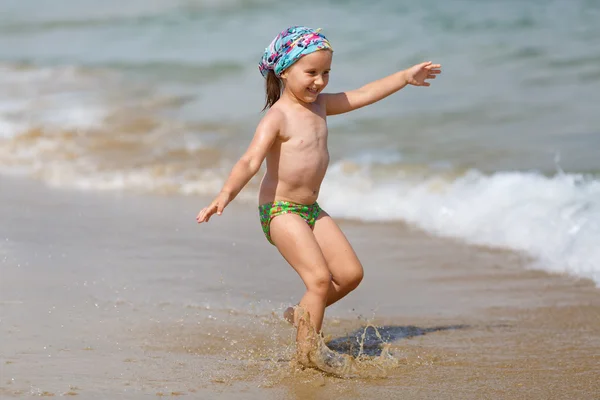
xmin=258 ymin=201 xmax=322 ymax=245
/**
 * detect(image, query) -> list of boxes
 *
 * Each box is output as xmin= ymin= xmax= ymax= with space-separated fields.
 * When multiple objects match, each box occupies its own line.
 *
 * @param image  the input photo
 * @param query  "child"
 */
xmin=197 ymin=26 xmax=441 ymax=371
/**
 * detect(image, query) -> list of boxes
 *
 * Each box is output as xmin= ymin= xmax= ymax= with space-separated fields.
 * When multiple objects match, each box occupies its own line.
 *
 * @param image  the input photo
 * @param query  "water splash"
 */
xmin=289 ymin=308 xmax=405 ymax=379
xmin=327 ymin=324 xmax=469 ymax=358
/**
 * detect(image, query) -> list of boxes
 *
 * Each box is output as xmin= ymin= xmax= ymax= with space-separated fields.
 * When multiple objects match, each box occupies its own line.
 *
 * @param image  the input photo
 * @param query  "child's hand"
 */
xmin=196 ymin=191 xmax=232 ymax=223
xmin=405 ymin=61 xmax=441 ymax=87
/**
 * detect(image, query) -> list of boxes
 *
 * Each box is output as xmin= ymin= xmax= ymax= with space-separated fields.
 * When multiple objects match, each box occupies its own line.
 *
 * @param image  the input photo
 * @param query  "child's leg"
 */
xmin=269 ymin=213 xmax=332 ymax=360
xmin=313 ymin=211 xmax=364 ymax=307
xmin=282 ymin=211 xmax=364 ymax=324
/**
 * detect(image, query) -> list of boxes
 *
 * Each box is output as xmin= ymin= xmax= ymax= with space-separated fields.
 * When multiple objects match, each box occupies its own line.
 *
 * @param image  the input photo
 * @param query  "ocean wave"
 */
xmin=0 ymin=62 xmax=233 ymax=195
xmin=320 ymin=161 xmax=600 ymax=286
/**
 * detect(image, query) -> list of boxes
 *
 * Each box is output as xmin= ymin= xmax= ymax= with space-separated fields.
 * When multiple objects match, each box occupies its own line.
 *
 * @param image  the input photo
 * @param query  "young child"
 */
xmin=197 ymin=26 xmax=441 ymax=370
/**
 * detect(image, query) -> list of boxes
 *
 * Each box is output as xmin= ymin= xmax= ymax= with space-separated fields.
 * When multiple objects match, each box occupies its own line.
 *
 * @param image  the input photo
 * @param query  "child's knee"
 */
xmin=306 ymin=270 xmax=331 ymax=296
xmin=342 ymin=265 xmax=364 ymax=291
xmin=352 ymin=268 xmax=364 ymax=288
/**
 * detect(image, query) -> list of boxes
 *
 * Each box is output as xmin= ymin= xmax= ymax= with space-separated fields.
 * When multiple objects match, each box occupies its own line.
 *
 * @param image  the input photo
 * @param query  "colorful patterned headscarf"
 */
xmin=259 ymin=26 xmax=333 ymax=78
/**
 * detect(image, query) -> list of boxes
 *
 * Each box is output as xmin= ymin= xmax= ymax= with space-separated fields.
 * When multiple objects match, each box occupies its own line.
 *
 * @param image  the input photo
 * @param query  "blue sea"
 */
xmin=1 ymin=0 xmax=599 ymax=285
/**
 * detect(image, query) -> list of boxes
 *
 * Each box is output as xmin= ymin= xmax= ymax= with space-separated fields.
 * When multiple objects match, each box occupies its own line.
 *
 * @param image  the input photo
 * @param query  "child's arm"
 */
xmin=323 ymin=61 xmax=441 ymax=116
xmin=196 ymin=110 xmax=282 ymax=223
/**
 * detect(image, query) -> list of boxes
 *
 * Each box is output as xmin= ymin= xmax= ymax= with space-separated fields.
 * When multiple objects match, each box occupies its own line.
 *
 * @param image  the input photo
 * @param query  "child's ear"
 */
xmin=280 ymin=70 xmax=288 ymax=79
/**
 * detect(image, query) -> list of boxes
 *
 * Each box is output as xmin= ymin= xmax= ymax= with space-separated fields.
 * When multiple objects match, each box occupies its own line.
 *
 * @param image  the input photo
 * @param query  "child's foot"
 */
xmin=283 ymin=306 xmax=296 ymax=326
xmin=310 ymin=342 xmax=354 ymax=376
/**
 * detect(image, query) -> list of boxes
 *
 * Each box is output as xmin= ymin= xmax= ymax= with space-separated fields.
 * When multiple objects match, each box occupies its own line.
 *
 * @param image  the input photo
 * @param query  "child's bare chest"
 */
xmin=282 ymin=114 xmax=328 ymax=151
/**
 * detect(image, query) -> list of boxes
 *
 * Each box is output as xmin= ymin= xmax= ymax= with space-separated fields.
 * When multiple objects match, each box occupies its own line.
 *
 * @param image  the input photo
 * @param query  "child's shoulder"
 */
xmin=262 ymin=104 xmax=287 ymax=123
xmin=257 ymin=105 xmax=286 ymax=133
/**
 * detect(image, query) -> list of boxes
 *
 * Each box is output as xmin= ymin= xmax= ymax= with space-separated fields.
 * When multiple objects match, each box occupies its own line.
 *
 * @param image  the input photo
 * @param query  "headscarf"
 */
xmin=259 ymin=26 xmax=333 ymax=78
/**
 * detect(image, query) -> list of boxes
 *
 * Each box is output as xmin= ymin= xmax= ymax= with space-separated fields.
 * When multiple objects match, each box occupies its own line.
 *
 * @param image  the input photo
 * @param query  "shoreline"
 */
xmin=1 ymin=176 xmax=598 ymax=399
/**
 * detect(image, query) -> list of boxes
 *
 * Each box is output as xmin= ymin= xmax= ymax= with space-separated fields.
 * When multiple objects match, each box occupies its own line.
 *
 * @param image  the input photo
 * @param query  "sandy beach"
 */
xmin=1 ymin=176 xmax=598 ymax=399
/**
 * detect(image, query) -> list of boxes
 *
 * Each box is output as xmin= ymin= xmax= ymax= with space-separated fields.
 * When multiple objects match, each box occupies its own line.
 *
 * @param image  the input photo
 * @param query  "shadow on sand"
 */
xmin=326 ymin=324 xmax=469 ymax=357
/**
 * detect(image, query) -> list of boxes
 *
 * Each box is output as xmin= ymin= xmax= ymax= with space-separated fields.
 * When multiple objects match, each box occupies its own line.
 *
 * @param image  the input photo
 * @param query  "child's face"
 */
xmin=281 ymin=50 xmax=332 ymax=104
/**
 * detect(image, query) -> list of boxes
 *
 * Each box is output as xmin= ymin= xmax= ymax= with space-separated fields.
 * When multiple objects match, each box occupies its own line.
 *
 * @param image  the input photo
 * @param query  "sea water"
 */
xmin=1 ymin=0 xmax=599 ymax=285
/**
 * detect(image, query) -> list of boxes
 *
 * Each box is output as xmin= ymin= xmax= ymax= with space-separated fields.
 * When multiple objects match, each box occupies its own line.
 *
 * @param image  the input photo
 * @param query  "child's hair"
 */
xmin=263 ymin=70 xmax=282 ymax=111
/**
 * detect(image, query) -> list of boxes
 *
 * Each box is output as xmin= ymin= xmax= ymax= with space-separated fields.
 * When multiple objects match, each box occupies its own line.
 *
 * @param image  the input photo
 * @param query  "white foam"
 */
xmin=0 ymin=65 xmax=112 ymax=138
xmin=36 ymin=163 xmax=225 ymax=195
xmin=347 ymin=149 xmax=403 ymax=165
xmin=320 ymin=162 xmax=600 ymax=286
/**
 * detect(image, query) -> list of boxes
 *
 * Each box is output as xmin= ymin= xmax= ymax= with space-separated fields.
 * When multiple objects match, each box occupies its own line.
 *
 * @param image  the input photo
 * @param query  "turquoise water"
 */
xmin=1 ymin=0 xmax=599 ymax=168
xmin=1 ymin=0 xmax=599 ymax=284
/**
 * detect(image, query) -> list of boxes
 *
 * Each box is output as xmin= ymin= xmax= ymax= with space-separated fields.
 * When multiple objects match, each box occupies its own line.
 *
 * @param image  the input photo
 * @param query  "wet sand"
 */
xmin=0 ymin=176 xmax=598 ymax=399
